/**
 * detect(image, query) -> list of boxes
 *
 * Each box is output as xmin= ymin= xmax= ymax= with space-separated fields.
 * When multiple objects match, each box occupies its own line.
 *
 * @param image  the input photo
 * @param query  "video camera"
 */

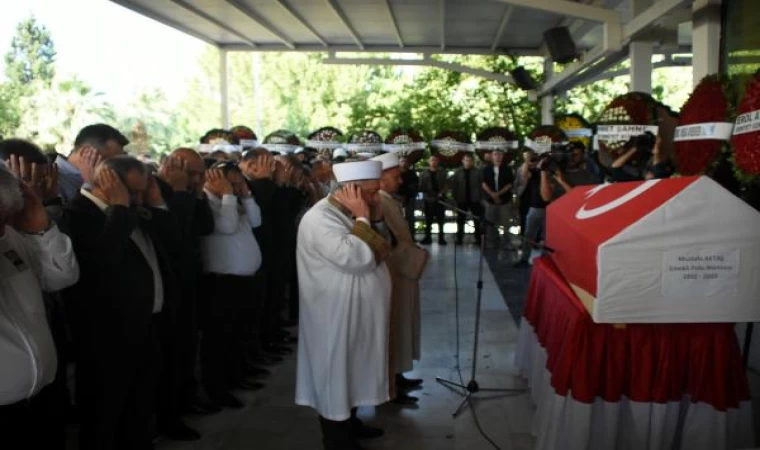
xmin=538 ymin=142 xmax=585 ymax=174
xmin=622 ymin=131 xmax=656 ymax=158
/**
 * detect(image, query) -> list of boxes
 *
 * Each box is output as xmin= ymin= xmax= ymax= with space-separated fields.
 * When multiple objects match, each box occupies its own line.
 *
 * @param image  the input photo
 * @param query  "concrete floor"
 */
xmin=157 ymin=240 xmax=536 ymax=450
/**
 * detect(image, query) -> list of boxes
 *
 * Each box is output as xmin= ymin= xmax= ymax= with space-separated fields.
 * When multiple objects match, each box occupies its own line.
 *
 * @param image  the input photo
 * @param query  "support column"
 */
xmin=541 ymin=57 xmax=554 ymax=125
xmin=691 ymin=0 xmax=722 ymax=86
xmin=629 ymin=0 xmax=653 ymax=94
xmin=220 ymin=49 xmax=229 ymax=129
xmin=629 ymin=41 xmax=653 ymax=93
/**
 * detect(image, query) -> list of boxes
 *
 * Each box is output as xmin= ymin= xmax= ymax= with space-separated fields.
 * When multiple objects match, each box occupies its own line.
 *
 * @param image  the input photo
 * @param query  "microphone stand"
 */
xmin=435 ymin=200 xmax=525 ymax=418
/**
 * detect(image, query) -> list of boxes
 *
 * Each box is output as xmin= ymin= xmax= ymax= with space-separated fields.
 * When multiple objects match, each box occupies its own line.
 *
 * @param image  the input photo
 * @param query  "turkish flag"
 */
xmin=546 ymin=176 xmax=760 ymax=323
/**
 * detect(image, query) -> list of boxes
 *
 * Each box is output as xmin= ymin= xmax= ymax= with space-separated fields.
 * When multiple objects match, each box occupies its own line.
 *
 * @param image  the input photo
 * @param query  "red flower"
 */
xmin=732 ymin=72 xmax=760 ymax=176
xmin=674 ymin=76 xmax=729 ymax=175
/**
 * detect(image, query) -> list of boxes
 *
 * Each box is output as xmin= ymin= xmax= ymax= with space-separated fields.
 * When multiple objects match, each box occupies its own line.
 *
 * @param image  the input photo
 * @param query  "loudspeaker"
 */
xmin=509 ymin=66 xmax=538 ymax=91
xmin=543 ymin=26 xmax=578 ymax=64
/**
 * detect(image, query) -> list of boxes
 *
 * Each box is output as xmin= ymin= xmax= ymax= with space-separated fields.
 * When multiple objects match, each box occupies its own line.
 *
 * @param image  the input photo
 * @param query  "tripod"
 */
xmin=435 ymin=201 xmax=525 ymax=418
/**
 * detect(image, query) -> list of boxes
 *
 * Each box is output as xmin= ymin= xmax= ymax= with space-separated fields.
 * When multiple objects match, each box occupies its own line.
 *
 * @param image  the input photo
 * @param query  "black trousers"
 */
xmin=242 ymin=271 xmax=266 ymax=357
xmin=403 ymin=197 xmax=417 ymax=237
xmin=455 ymin=201 xmax=483 ymax=240
xmin=2 ymin=383 xmax=66 ymax=450
xmin=518 ymin=195 xmax=531 ymax=236
xmin=423 ymin=201 xmax=445 ymax=237
xmin=75 ymin=316 xmax=161 ymax=450
xmin=200 ymin=274 xmax=253 ymax=401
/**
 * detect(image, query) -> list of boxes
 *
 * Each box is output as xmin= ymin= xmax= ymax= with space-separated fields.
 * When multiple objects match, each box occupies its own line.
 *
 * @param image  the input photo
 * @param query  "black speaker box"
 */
xmin=509 ymin=66 xmax=538 ymax=91
xmin=544 ymin=26 xmax=578 ymax=64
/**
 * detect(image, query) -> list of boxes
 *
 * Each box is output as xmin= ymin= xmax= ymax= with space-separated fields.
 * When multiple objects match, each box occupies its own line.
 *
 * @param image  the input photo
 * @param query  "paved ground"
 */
xmin=156 ymin=236 xmax=536 ymax=450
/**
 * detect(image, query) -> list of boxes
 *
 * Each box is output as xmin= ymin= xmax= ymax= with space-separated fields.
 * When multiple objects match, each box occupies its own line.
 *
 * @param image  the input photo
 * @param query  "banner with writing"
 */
xmin=732 ymin=110 xmax=760 ymax=136
xmin=674 ymin=122 xmax=733 ymax=141
xmin=596 ymin=124 xmax=659 ymax=143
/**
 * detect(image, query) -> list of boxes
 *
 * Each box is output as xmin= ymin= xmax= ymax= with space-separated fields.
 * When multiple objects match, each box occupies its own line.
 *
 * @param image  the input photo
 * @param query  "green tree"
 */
xmin=4 ymin=16 xmax=56 ymax=86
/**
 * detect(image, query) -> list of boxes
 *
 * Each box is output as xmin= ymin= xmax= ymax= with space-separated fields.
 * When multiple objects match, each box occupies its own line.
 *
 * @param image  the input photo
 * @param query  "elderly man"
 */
xmin=55 ymin=124 xmax=128 ymax=203
xmin=63 ymin=156 xmax=180 ymax=450
xmin=371 ymin=153 xmax=428 ymax=406
xmin=296 ymin=160 xmax=392 ymax=450
xmin=0 ymin=162 xmax=79 ymax=450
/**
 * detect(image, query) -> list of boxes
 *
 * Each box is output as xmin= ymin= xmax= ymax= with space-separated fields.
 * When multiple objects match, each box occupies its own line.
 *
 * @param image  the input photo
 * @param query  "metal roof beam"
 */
xmin=224 ymin=0 xmax=295 ymax=49
xmin=168 ymin=0 xmax=257 ymax=48
xmin=382 ymin=0 xmax=404 ymax=48
xmin=218 ymin=43 xmax=541 ymax=56
xmin=274 ymin=0 xmax=328 ymax=47
xmin=490 ymin=6 xmax=514 ymax=51
xmin=440 ymin=0 xmax=446 ymax=51
xmin=495 ymin=0 xmax=619 ymax=23
xmin=322 ymin=56 xmax=514 ymax=84
xmin=109 ymin=0 xmax=218 ymax=46
xmin=325 ymin=0 xmax=365 ymax=50
xmin=624 ymin=0 xmax=691 ymax=42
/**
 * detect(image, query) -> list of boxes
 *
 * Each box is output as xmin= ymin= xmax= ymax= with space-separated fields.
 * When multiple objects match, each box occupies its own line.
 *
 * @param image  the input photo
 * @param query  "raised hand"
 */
xmin=12 ymin=181 xmax=50 ymax=233
xmin=72 ymin=146 xmax=103 ymax=183
xmin=159 ymin=156 xmax=189 ymax=192
xmin=146 ymin=174 xmax=165 ymax=207
xmin=96 ymin=169 xmax=130 ymax=207
xmin=42 ymin=163 xmax=59 ymax=200
xmin=334 ymin=183 xmax=369 ymax=219
xmin=204 ymin=168 xmax=234 ymax=197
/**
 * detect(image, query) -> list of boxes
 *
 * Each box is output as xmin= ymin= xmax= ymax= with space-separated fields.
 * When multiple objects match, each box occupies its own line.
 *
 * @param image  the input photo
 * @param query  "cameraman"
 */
xmin=514 ymin=154 xmax=558 ymax=267
xmin=610 ymin=132 xmax=673 ymax=182
xmin=549 ymin=142 xmax=596 ymax=197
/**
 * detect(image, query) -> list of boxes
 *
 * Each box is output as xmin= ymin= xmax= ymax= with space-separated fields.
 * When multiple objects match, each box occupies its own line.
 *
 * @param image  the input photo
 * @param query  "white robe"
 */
xmin=295 ymin=198 xmax=392 ymax=421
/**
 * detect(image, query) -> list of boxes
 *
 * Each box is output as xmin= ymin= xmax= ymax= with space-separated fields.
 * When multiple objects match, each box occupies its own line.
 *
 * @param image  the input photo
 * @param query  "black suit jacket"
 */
xmin=481 ymin=164 xmax=514 ymax=204
xmin=63 ymin=194 xmax=181 ymax=348
xmin=156 ymin=178 xmax=214 ymax=282
xmin=248 ymin=178 xmax=277 ymax=270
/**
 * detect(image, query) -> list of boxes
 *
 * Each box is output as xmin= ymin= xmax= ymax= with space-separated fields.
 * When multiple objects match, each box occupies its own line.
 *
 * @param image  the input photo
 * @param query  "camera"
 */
xmin=538 ymin=143 xmax=578 ymax=174
xmin=623 ymin=131 xmax=656 ymax=158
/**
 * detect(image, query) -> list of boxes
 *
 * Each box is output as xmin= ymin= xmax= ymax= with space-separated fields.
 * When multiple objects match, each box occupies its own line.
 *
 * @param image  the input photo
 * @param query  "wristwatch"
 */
xmin=24 ymin=221 xmax=55 ymax=236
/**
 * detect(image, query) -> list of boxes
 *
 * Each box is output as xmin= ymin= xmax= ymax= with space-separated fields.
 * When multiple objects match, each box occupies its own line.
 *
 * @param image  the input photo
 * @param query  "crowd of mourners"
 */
xmin=0 ymin=122 xmax=674 ymax=450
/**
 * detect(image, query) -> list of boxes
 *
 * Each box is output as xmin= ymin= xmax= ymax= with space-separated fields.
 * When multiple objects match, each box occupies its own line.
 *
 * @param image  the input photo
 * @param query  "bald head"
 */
xmin=170 ymin=147 xmax=205 ymax=191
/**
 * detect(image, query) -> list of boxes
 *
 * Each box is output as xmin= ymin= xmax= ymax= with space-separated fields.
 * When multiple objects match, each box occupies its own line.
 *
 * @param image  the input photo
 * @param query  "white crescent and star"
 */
xmin=575 ymin=180 xmax=661 ymax=220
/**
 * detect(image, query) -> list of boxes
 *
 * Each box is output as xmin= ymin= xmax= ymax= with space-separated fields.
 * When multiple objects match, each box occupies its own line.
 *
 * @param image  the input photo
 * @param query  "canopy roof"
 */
xmin=110 ymin=0 xmax=692 ymax=56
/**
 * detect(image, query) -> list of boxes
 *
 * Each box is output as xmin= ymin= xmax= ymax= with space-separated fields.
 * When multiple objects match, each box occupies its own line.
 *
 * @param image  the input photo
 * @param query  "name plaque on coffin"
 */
xmin=545 ymin=176 xmax=760 ymax=323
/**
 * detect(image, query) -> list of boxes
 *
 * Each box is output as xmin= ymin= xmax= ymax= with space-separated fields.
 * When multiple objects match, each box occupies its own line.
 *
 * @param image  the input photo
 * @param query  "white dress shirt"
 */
xmin=0 ymin=224 xmax=79 ymax=405
xmin=80 ymin=189 xmax=165 ymax=313
xmin=201 ymin=191 xmax=262 ymax=276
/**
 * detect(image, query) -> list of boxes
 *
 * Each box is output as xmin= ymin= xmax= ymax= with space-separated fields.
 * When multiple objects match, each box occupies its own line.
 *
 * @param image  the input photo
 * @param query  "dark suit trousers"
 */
xmin=75 ymin=317 xmax=161 ymax=450
xmin=456 ymin=201 xmax=483 ymax=239
xmin=200 ymin=274 xmax=253 ymax=401
xmin=2 ymin=383 xmax=66 ymax=450
xmin=424 ymin=201 xmax=445 ymax=237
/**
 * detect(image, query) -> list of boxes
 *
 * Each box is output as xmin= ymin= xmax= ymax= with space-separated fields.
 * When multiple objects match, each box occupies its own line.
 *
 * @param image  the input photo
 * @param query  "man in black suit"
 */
xmin=481 ymin=150 xmax=514 ymax=250
xmin=153 ymin=148 xmax=216 ymax=440
xmin=63 ymin=156 xmax=180 ymax=450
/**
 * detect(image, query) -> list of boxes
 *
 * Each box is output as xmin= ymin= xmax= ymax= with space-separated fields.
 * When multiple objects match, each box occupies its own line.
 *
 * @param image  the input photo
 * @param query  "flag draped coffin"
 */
xmin=546 ymin=176 xmax=760 ymax=323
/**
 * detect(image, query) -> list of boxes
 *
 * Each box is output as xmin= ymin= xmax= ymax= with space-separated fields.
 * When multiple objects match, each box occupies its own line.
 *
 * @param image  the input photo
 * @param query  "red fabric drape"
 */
xmin=523 ymin=257 xmax=750 ymax=411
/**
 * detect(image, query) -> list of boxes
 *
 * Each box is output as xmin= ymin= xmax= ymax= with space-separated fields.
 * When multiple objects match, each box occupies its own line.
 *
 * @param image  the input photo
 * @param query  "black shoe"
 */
xmin=392 ymin=393 xmax=419 ymax=405
xmin=351 ymin=417 xmax=385 ymax=440
xmin=420 ymin=236 xmax=432 ymax=245
xmin=213 ymin=393 xmax=244 ymax=409
xmin=246 ymin=366 xmax=271 ymax=378
xmin=184 ymin=400 xmax=222 ymax=415
xmin=396 ymin=374 xmax=423 ymax=389
xmin=159 ymin=420 xmax=201 ymax=441
xmin=266 ymin=344 xmax=294 ymax=355
xmin=438 ymin=237 xmax=448 ymax=245
xmin=237 ymin=380 xmax=265 ymax=391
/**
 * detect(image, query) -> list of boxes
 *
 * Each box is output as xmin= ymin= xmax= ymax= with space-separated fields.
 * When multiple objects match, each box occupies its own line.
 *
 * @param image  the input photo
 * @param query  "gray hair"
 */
xmin=0 ymin=163 xmax=24 ymax=220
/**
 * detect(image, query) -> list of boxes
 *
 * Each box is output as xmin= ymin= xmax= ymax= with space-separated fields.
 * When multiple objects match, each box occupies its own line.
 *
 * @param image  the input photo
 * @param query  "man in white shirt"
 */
xmin=296 ymin=161 xmax=392 ymax=450
xmin=63 ymin=156 xmax=181 ymax=450
xmin=200 ymin=161 xmax=263 ymax=409
xmin=0 ymin=162 xmax=79 ymax=450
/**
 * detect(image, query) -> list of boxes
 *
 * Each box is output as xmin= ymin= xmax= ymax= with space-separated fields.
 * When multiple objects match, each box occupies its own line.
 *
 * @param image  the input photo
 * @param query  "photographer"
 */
xmin=610 ymin=132 xmax=674 ymax=182
xmin=514 ymin=154 xmax=558 ymax=267
xmin=543 ymin=142 xmax=596 ymax=199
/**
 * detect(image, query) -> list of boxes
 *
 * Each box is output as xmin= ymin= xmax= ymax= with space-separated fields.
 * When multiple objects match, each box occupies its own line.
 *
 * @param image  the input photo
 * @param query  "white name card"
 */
xmin=661 ymin=248 xmax=740 ymax=298
xmin=732 ymin=110 xmax=760 ymax=136
xmin=674 ymin=122 xmax=734 ymax=142
xmin=596 ymin=124 xmax=659 ymax=143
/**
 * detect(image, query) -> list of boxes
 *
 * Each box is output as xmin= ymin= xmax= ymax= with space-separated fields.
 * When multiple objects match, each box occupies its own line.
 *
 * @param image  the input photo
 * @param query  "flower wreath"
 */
xmin=731 ymin=70 xmax=760 ymax=182
xmin=430 ymin=130 xmax=473 ymax=167
xmin=474 ymin=127 xmax=519 ymax=162
xmin=383 ymin=128 xmax=426 ymax=164
xmin=345 ymin=130 xmax=384 ymax=154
